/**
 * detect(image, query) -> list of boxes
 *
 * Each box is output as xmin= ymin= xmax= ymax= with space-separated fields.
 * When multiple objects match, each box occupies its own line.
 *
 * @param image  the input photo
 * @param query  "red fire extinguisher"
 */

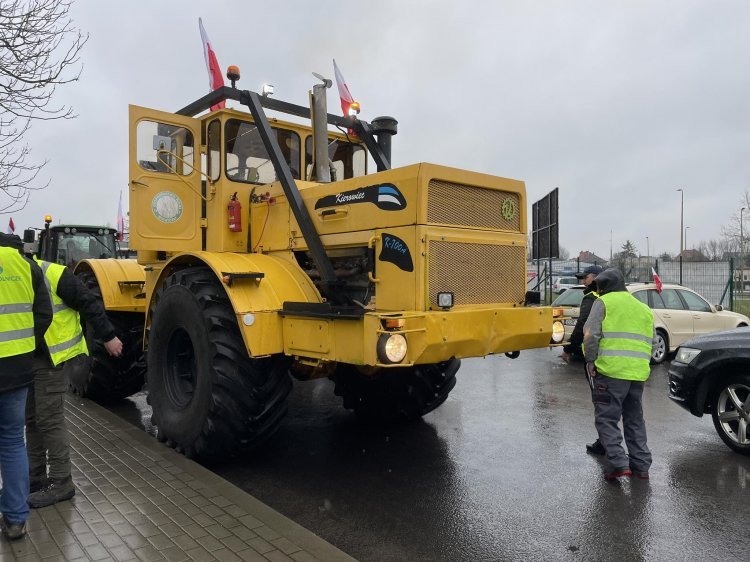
xmin=228 ymin=192 xmax=242 ymax=232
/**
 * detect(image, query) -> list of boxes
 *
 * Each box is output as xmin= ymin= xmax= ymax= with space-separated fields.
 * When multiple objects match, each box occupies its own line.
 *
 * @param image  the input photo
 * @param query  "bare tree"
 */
xmin=0 ymin=0 xmax=87 ymax=213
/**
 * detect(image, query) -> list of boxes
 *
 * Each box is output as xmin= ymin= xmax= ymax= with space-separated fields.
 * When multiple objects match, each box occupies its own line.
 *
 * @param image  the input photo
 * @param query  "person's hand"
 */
xmin=586 ymin=362 xmax=597 ymax=377
xmin=560 ymin=351 xmax=570 ymax=364
xmin=104 ymin=337 xmax=123 ymax=358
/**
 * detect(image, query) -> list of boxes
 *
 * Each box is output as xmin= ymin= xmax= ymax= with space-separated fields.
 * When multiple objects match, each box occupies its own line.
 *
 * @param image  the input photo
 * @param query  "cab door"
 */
xmin=129 ymin=106 xmax=202 ymax=253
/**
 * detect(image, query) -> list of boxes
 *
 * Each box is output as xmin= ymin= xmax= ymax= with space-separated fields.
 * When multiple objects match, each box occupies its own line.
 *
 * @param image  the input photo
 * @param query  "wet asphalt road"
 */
xmin=108 ymin=348 xmax=750 ymax=561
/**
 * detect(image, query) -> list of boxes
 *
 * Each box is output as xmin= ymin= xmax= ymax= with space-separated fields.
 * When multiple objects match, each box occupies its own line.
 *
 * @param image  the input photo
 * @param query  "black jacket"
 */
xmin=563 ymin=285 xmax=598 ymax=356
xmin=34 ymin=266 xmax=116 ymax=368
xmin=0 ymin=236 xmax=53 ymax=392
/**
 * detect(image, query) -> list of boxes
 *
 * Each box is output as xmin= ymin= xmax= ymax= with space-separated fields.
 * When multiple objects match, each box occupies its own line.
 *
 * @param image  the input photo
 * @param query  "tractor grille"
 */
xmin=428 ymin=241 xmax=526 ymax=307
xmin=427 ymin=180 xmax=521 ymax=231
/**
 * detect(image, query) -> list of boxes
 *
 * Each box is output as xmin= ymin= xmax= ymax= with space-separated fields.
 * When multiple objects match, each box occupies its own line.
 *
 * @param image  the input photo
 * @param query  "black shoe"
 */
xmin=0 ymin=514 xmax=27 ymax=541
xmin=586 ymin=439 xmax=606 ymax=455
xmin=30 ymin=476 xmax=49 ymax=494
xmin=28 ymin=476 xmax=75 ymax=508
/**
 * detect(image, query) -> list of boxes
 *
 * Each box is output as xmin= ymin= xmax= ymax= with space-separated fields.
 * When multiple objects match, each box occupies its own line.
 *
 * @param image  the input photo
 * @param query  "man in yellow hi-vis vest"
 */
xmin=583 ymin=268 xmax=655 ymax=481
xmin=26 ymin=258 xmax=122 ymax=508
xmin=0 ymin=233 xmax=52 ymax=541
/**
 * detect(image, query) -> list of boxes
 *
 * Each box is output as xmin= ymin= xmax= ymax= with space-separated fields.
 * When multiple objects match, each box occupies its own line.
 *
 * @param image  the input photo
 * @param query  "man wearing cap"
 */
xmin=560 ymin=264 xmax=607 ymax=455
xmin=560 ymin=264 xmax=604 ymax=363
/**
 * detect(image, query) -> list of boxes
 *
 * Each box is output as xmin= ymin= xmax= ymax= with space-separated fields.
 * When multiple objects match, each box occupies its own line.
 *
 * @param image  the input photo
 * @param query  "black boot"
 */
xmin=586 ymin=439 xmax=606 ymax=455
xmin=29 ymin=469 xmax=49 ymax=494
xmin=0 ymin=515 xmax=27 ymax=540
xmin=28 ymin=475 xmax=75 ymax=508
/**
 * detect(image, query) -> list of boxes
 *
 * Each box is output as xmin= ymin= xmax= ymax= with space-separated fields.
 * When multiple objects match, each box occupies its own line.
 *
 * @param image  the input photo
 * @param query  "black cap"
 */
xmin=575 ymin=265 xmax=604 ymax=279
xmin=0 ymin=232 xmax=24 ymax=251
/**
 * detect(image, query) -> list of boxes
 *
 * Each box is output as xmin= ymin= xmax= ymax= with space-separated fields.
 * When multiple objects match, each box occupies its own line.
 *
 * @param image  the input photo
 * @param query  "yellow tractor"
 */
xmin=75 ymin=69 xmax=562 ymax=459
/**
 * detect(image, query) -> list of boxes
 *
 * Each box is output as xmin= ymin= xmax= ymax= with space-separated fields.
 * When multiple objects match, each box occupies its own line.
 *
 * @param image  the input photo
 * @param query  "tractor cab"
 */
xmin=24 ymin=222 xmax=117 ymax=266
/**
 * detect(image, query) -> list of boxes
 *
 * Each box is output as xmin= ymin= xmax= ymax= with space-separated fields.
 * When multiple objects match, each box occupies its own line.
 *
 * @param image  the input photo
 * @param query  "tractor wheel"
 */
xmin=147 ymin=267 xmax=291 ymax=460
xmin=331 ymin=358 xmax=460 ymax=424
xmin=71 ymin=273 xmax=146 ymax=403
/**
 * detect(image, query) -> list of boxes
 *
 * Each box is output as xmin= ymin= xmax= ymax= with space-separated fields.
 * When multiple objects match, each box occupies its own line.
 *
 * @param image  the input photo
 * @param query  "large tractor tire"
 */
xmin=71 ymin=273 xmax=146 ymax=403
xmin=147 ymin=267 xmax=292 ymax=461
xmin=331 ymin=358 xmax=460 ymax=424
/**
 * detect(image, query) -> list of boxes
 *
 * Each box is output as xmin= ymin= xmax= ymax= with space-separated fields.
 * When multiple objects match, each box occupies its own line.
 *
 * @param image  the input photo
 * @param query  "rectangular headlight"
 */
xmin=437 ymin=292 xmax=454 ymax=309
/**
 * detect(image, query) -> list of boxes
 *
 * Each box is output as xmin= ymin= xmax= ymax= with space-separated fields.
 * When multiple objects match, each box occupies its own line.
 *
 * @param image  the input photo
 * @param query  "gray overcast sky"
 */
xmin=11 ymin=0 xmax=750 ymax=259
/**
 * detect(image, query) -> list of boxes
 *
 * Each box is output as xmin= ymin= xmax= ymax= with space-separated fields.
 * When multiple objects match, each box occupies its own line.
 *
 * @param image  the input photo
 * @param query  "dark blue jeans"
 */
xmin=0 ymin=386 xmax=30 ymax=524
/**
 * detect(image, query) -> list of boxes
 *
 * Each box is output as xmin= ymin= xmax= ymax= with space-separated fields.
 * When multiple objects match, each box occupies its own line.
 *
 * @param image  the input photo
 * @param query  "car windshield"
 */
xmin=552 ymin=287 xmax=585 ymax=306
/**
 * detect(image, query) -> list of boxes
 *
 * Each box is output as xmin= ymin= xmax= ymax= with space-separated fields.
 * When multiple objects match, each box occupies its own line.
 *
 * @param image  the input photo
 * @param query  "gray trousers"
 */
xmin=26 ymin=358 xmax=78 ymax=480
xmin=591 ymin=374 xmax=652 ymax=472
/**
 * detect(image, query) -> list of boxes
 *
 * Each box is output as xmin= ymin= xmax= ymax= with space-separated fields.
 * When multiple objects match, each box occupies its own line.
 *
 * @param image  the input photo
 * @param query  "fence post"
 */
xmin=576 ymin=257 xmax=580 ymax=274
xmin=679 ymin=255 xmax=683 ymax=285
xmin=730 ymin=257 xmax=735 ymax=311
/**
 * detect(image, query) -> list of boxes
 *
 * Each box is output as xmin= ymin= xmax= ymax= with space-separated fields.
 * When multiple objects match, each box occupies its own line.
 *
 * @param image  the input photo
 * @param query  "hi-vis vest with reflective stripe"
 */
xmin=0 ymin=247 xmax=35 ymax=357
xmin=595 ymin=292 xmax=654 ymax=381
xmin=39 ymin=261 xmax=88 ymax=366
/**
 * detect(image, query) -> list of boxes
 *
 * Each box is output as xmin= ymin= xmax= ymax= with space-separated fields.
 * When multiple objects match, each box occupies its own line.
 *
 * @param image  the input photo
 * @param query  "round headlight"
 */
xmin=377 ymin=333 xmax=407 ymax=364
xmin=551 ymin=321 xmax=565 ymax=343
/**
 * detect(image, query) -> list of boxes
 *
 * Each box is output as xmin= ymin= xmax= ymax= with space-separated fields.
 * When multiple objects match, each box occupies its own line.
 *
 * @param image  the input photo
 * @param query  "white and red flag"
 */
xmin=333 ymin=59 xmax=356 ymax=116
xmin=651 ymin=267 xmax=663 ymax=293
xmin=116 ymin=191 xmax=125 ymax=241
xmin=199 ymin=18 xmax=225 ymax=111
xmin=6 ymin=217 xmax=14 ymax=234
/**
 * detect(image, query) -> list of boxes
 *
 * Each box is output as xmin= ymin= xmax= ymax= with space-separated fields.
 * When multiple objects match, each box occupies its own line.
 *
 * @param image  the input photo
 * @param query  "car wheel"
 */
xmin=651 ymin=329 xmax=668 ymax=364
xmin=710 ymin=374 xmax=750 ymax=456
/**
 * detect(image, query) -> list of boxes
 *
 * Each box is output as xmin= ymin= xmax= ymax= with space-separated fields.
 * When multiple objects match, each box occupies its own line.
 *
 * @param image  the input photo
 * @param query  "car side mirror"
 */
xmin=714 ymin=304 xmax=723 ymax=312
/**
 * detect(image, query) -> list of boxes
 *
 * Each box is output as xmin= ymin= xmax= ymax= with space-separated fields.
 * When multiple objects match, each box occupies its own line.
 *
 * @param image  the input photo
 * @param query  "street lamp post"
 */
xmin=685 ymin=226 xmax=690 ymax=251
xmin=741 ymin=207 xmax=746 ymax=293
xmin=741 ymin=207 xmax=745 ymax=264
xmin=677 ymin=188 xmax=684 ymax=256
xmin=646 ymin=236 xmax=650 ymax=259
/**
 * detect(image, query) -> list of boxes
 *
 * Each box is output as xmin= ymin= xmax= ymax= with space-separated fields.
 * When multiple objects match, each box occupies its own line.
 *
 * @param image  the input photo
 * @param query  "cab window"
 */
xmin=679 ymin=289 xmax=711 ymax=312
xmin=136 ymin=121 xmax=195 ymax=175
xmin=225 ymin=119 xmax=300 ymax=184
xmin=304 ymin=137 xmax=366 ymax=181
xmin=207 ymin=119 xmax=221 ymax=182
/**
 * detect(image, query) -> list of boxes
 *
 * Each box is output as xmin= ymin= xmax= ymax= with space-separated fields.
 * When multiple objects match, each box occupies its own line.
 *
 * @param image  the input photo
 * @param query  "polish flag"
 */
xmin=199 ymin=18 xmax=225 ymax=111
xmin=116 ymin=191 xmax=125 ymax=241
xmin=651 ymin=267 xmax=663 ymax=293
xmin=333 ymin=59 xmax=356 ymax=116
xmin=6 ymin=216 xmax=14 ymax=234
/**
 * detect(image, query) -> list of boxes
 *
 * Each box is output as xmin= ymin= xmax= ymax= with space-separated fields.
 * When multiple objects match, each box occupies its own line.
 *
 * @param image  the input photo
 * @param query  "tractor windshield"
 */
xmin=56 ymin=230 xmax=115 ymax=266
xmin=225 ymin=119 xmax=301 ymax=184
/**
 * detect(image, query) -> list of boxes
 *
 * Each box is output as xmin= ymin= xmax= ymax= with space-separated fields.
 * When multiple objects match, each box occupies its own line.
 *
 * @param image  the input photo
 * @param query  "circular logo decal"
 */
xmin=501 ymin=198 xmax=517 ymax=221
xmin=151 ymin=191 xmax=183 ymax=223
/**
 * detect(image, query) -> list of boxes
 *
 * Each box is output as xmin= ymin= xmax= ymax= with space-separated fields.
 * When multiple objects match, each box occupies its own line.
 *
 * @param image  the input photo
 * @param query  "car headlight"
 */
xmin=377 ymin=333 xmax=408 ymax=364
xmin=675 ymin=347 xmax=701 ymax=364
xmin=551 ymin=321 xmax=565 ymax=343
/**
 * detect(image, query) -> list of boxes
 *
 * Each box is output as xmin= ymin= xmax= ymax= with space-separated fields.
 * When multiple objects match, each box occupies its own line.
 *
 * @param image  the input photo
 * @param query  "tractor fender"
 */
xmin=74 ymin=258 xmax=147 ymax=313
xmin=145 ymin=252 xmax=321 ymax=356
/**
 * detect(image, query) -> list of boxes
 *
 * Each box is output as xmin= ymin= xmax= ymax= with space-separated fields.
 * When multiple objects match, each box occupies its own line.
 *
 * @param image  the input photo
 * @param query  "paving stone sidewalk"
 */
xmin=0 ymin=395 xmax=354 ymax=562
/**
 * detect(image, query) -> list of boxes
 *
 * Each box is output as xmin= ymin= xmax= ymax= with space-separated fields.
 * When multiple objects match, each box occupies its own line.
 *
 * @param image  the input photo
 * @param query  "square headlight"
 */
xmin=437 ymin=292 xmax=454 ymax=309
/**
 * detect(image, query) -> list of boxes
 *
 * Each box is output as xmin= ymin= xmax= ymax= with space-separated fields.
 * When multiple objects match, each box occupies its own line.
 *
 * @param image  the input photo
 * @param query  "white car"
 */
xmin=551 ymin=276 xmax=578 ymax=295
xmin=552 ymin=282 xmax=750 ymax=363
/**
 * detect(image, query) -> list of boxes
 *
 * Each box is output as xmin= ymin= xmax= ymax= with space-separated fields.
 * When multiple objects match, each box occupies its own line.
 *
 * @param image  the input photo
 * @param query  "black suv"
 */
xmin=668 ymin=327 xmax=750 ymax=456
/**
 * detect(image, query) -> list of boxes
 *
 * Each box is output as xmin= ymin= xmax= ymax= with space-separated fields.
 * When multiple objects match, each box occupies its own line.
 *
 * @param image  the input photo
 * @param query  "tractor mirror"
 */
xmin=23 ymin=229 xmax=35 ymax=243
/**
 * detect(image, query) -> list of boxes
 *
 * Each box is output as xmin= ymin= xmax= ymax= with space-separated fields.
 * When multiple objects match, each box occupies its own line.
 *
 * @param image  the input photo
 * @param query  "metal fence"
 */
xmin=528 ymin=257 xmax=736 ymax=310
